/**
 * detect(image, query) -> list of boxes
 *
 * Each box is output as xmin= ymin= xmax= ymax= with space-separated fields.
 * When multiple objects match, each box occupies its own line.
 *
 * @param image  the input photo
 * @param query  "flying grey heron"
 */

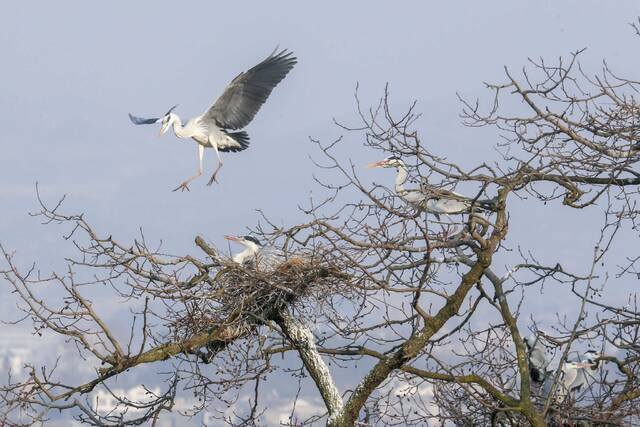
xmin=224 ymin=235 xmax=282 ymax=271
xmin=129 ymin=48 xmax=297 ymax=191
xmin=366 ymin=156 xmax=498 ymax=216
xmin=525 ymin=334 xmax=550 ymax=384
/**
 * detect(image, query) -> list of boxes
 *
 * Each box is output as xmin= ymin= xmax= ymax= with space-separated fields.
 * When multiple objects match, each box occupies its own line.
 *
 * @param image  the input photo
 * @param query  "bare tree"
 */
xmin=2 ymin=24 xmax=640 ymax=427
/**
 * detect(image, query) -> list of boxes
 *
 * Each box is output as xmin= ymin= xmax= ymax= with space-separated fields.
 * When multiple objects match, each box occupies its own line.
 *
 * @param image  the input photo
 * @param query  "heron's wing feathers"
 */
xmin=128 ymin=113 xmax=160 ymax=125
xmin=425 ymin=186 xmax=481 ymax=204
xmin=425 ymin=198 xmax=470 ymax=214
xmin=218 ymin=130 xmax=251 ymax=153
xmin=569 ymin=369 xmax=588 ymax=394
xmin=528 ymin=346 xmax=549 ymax=383
xmin=203 ymin=48 xmax=297 ymax=130
xmin=402 ymin=190 xmax=428 ymax=205
xmin=260 ymin=247 xmax=285 ymax=269
xmin=401 ymin=190 xmax=467 ymax=213
xmin=241 ymin=246 xmax=284 ymax=271
xmin=423 ymin=186 xmax=498 ymax=212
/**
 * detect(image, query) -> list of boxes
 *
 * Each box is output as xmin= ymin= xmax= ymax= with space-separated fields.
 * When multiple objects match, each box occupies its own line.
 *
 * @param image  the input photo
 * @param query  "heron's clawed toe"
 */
xmin=207 ymin=174 xmax=219 ymax=186
xmin=172 ymin=182 xmax=191 ymax=192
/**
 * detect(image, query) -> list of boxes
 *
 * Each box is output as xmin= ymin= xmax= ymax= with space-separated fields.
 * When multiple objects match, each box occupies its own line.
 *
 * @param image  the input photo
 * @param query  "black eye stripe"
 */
xmin=243 ymin=236 xmax=262 ymax=246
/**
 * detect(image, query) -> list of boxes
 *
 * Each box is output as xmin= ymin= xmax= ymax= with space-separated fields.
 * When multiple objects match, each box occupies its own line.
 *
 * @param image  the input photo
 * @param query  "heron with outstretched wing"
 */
xmin=129 ymin=48 xmax=297 ymax=191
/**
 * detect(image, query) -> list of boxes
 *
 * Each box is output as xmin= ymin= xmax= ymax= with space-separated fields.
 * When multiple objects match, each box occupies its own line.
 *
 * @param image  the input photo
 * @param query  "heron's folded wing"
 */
xmin=402 ymin=190 xmax=428 ymax=205
xmin=529 ymin=347 xmax=549 ymax=374
xmin=128 ymin=113 xmax=160 ymax=125
xmin=202 ymin=48 xmax=297 ymax=130
xmin=426 ymin=186 xmax=468 ymax=201
xmin=426 ymin=198 xmax=470 ymax=214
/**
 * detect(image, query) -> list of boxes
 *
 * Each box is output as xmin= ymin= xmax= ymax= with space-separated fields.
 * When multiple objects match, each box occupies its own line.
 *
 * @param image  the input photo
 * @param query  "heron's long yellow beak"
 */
xmin=158 ymin=123 xmax=169 ymax=137
xmin=224 ymin=235 xmax=241 ymax=243
xmin=366 ymin=160 xmax=386 ymax=169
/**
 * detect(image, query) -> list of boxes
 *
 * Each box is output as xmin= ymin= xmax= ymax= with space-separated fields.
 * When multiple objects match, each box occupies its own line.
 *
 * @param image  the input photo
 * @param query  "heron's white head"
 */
xmin=159 ymin=105 xmax=179 ymax=137
xmin=224 ymin=235 xmax=263 ymax=251
xmin=225 ymin=235 xmax=263 ymax=264
xmin=582 ymin=350 xmax=602 ymax=370
xmin=524 ymin=335 xmax=537 ymax=350
xmin=366 ymin=156 xmax=405 ymax=169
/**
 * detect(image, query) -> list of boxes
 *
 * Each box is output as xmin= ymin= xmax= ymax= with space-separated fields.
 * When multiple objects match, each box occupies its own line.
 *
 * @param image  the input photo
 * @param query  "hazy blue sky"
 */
xmin=1 ymin=1 xmax=639 ymax=425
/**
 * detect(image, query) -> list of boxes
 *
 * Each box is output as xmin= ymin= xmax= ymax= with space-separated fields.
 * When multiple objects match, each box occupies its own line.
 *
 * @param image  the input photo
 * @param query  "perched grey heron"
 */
xmin=525 ymin=335 xmax=550 ymax=384
xmin=553 ymin=361 xmax=584 ymax=403
xmin=224 ymin=235 xmax=282 ymax=271
xmin=570 ymin=350 xmax=602 ymax=396
xmin=129 ymin=48 xmax=297 ymax=191
xmin=366 ymin=156 xmax=498 ymax=216
xmin=542 ymin=350 xmax=602 ymax=404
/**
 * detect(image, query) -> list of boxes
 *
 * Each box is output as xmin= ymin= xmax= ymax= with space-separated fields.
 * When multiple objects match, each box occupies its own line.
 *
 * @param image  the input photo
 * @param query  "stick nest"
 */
xmin=169 ymin=256 xmax=350 ymax=344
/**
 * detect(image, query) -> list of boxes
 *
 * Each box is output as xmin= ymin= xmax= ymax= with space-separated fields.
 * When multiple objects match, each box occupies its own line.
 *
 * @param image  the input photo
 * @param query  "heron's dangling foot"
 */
xmin=172 ymin=170 xmax=202 ymax=192
xmin=207 ymin=163 xmax=224 ymax=186
xmin=172 ymin=181 xmax=192 ymax=192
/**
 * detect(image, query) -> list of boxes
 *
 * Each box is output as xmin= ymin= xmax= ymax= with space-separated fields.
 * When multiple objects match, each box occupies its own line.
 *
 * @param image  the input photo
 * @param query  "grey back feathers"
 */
xmin=203 ymin=48 xmax=297 ymax=130
xmin=249 ymin=246 xmax=283 ymax=271
xmin=237 ymin=245 xmax=283 ymax=272
xmin=525 ymin=335 xmax=549 ymax=384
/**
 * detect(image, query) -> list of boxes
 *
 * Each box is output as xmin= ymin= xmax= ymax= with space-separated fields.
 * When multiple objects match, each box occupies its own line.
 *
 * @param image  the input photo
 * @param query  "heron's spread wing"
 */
xmin=128 ymin=113 xmax=160 ymax=125
xmin=202 ymin=48 xmax=297 ymax=130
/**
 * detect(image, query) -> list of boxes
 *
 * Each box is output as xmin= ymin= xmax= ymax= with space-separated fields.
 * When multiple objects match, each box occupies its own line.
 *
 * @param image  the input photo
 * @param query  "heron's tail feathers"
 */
xmin=221 ymin=130 xmax=251 ymax=152
xmin=530 ymin=367 xmax=545 ymax=383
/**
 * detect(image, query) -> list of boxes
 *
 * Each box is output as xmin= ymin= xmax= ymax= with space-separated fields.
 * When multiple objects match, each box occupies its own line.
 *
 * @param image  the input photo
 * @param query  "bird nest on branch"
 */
xmin=169 ymin=256 xmax=350 ymax=349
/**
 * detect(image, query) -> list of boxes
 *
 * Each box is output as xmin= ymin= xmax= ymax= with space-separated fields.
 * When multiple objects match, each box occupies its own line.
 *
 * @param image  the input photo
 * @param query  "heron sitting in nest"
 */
xmin=224 ymin=234 xmax=310 ymax=273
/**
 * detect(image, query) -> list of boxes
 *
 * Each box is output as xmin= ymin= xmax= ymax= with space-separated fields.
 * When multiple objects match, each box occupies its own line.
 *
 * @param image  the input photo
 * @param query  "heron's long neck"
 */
xmin=395 ymin=165 xmax=408 ymax=194
xmin=171 ymin=116 xmax=189 ymax=138
xmin=233 ymin=246 xmax=259 ymax=264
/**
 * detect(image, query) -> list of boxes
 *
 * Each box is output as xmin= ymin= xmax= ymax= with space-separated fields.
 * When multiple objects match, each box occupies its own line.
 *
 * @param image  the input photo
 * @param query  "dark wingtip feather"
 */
xmin=128 ymin=113 xmax=160 ymax=125
xmin=266 ymin=47 xmax=298 ymax=69
xmin=205 ymin=49 xmax=297 ymax=130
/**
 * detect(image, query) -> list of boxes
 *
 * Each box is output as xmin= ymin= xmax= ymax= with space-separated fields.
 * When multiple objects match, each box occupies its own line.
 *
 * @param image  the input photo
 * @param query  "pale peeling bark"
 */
xmin=275 ymin=310 xmax=344 ymax=421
